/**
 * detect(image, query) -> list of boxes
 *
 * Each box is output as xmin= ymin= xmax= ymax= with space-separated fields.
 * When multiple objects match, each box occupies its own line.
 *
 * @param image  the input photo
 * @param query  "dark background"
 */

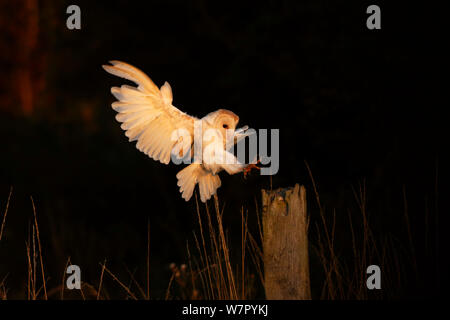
xmin=0 ymin=0 xmax=447 ymax=299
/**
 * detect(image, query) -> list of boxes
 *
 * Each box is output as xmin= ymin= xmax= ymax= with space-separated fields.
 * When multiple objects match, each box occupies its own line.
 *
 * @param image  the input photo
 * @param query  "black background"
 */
xmin=0 ymin=0 xmax=447 ymax=299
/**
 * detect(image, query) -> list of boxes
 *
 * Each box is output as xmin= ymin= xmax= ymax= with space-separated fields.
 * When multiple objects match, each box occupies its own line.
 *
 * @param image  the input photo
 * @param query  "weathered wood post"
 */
xmin=261 ymin=184 xmax=311 ymax=299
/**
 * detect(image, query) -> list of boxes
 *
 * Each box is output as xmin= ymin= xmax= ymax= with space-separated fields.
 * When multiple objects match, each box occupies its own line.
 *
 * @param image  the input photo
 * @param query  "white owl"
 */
xmin=103 ymin=61 xmax=258 ymax=202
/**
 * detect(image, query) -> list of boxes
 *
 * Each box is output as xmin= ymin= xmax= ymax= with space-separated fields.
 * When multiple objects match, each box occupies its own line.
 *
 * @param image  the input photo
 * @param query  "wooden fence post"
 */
xmin=261 ymin=184 xmax=311 ymax=299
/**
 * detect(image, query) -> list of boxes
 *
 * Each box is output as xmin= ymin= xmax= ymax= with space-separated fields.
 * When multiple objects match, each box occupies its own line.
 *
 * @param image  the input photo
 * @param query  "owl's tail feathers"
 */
xmin=197 ymin=170 xmax=222 ymax=203
xmin=176 ymin=164 xmax=221 ymax=203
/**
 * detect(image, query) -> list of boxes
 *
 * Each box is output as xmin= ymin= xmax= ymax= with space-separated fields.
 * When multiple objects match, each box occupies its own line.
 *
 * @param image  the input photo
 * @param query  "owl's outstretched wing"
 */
xmin=103 ymin=61 xmax=196 ymax=164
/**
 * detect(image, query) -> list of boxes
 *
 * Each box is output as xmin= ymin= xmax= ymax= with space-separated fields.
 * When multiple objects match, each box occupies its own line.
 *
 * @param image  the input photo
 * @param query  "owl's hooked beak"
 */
xmin=234 ymin=125 xmax=252 ymax=144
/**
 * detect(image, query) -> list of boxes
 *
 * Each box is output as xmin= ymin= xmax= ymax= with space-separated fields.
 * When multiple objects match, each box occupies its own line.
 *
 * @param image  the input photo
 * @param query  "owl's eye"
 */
xmin=222 ymin=124 xmax=229 ymax=129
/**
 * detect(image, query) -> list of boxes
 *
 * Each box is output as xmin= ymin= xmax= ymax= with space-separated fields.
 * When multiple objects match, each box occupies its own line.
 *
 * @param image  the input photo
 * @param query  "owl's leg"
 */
xmin=243 ymin=159 xmax=261 ymax=179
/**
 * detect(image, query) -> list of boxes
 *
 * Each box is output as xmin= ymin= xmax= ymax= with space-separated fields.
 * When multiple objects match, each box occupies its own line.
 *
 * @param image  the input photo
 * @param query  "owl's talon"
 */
xmin=243 ymin=160 xmax=261 ymax=179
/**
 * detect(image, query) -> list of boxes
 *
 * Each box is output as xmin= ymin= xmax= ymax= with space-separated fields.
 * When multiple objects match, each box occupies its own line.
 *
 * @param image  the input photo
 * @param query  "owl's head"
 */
xmin=204 ymin=109 xmax=239 ymax=134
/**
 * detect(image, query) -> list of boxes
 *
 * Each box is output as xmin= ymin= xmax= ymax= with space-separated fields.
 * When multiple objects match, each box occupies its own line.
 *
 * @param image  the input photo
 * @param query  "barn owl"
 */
xmin=103 ymin=61 xmax=258 ymax=202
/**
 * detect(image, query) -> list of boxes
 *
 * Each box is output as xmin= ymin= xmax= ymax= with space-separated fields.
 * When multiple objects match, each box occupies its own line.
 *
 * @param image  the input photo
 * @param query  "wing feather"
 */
xmin=103 ymin=61 xmax=197 ymax=164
